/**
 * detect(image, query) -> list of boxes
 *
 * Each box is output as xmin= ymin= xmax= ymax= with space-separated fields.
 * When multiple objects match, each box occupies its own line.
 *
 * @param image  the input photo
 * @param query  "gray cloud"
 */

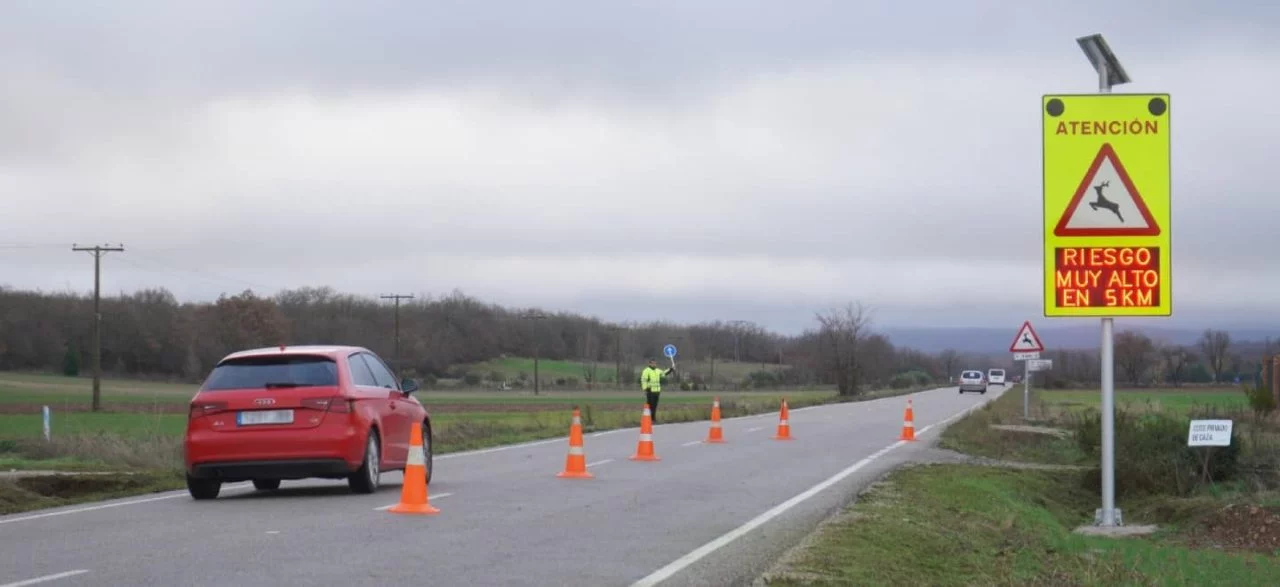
xmin=2 ymin=1 xmax=1278 ymax=334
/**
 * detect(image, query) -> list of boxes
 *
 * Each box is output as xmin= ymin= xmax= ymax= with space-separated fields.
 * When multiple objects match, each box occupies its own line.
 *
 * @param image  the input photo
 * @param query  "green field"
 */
xmin=1038 ymin=387 xmax=1249 ymax=416
xmin=456 ymin=356 xmax=786 ymax=385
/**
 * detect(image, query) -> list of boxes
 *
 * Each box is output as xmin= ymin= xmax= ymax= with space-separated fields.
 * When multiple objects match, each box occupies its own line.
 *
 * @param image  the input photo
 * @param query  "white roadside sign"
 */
xmin=1028 ymin=359 xmax=1053 ymax=372
xmin=1187 ymin=420 xmax=1233 ymax=447
xmin=1013 ymin=351 xmax=1041 ymax=361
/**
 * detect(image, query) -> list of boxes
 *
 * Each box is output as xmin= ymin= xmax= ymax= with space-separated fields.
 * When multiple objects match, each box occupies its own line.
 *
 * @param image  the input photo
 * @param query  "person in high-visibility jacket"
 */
xmin=640 ymin=358 xmax=675 ymax=423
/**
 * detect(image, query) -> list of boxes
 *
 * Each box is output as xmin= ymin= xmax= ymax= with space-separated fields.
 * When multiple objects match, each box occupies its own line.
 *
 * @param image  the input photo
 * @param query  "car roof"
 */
xmin=218 ymin=345 xmax=370 ymax=362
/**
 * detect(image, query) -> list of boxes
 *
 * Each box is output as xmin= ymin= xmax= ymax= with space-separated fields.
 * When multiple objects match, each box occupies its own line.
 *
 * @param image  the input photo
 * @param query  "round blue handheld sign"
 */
xmin=663 ymin=344 xmax=677 ymax=358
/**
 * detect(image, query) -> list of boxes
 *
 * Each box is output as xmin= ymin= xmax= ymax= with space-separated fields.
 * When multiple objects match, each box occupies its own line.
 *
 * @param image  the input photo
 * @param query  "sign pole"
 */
xmin=1023 ymin=359 xmax=1031 ymax=420
xmin=1095 ymin=58 xmax=1119 ymax=528
xmin=1048 ymin=35 xmax=1168 ymax=526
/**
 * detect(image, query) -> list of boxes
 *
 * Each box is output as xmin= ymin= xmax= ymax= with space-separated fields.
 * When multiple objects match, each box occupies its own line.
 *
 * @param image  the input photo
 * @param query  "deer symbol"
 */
xmin=1088 ymin=180 xmax=1125 ymax=222
xmin=1022 ymin=334 xmax=1033 ymax=346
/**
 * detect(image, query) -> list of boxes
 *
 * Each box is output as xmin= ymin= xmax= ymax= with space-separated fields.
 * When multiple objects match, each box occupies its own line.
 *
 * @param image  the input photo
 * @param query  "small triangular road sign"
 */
xmin=1010 ymin=321 xmax=1045 ymax=353
xmin=1054 ymin=143 xmax=1160 ymax=237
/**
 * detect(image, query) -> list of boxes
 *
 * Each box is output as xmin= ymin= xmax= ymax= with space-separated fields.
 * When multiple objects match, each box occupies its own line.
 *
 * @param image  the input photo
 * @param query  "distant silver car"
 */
xmin=958 ymin=370 xmax=987 ymax=394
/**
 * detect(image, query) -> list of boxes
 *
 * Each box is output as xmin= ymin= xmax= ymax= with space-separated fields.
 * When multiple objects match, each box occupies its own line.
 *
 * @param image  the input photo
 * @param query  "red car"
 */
xmin=183 ymin=345 xmax=432 ymax=500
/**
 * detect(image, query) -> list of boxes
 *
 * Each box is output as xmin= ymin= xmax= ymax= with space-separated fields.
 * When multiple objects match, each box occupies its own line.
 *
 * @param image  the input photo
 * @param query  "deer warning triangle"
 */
xmin=1053 ymin=143 xmax=1160 ymax=237
xmin=1009 ymin=321 xmax=1044 ymax=353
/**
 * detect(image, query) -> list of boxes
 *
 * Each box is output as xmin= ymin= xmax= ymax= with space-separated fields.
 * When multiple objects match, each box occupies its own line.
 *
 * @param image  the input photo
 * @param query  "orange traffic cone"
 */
xmin=387 ymin=421 xmax=440 ymax=515
xmin=773 ymin=399 xmax=793 ymax=440
xmin=705 ymin=397 xmax=725 ymax=443
xmin=557 ymin=408 xmax=594 ymax=479
xmin=629 ymin=404 xmax=661 ymax=461
xmin=900 ymin=398 xmax=916 ymax=441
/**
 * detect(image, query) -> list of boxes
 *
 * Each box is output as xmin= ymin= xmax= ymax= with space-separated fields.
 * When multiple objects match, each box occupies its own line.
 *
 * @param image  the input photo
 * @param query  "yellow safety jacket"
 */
xmin=641 ymin=366 xmax=667 ymax=392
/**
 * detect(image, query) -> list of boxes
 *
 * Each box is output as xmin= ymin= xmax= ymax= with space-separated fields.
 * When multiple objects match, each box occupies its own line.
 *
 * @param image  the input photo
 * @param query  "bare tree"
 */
xmin=1199 ymin=329 xmax=1231 ymax=383
xmin=938 ymin=349 xmax=959 ymax=381
xmin=1159 ymin=345 xmax=1195 ymax=387
xmin=816 ymin=302 xmax=872 ymax=396
xmin=1115 ymin=330 xmax=1155 ymax=385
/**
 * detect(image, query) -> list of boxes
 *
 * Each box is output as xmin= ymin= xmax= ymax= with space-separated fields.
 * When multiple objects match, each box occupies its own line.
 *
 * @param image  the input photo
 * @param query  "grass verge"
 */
xmin=761 ymin=464 xmax=1280 ymax=586
xmin=762 ymin=385 xmax=1280 ymax=585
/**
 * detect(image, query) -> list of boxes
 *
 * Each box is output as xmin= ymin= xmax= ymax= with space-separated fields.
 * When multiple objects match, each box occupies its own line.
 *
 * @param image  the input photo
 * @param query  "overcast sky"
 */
xmin=2 ymin=1 xmax=1278 ymax=334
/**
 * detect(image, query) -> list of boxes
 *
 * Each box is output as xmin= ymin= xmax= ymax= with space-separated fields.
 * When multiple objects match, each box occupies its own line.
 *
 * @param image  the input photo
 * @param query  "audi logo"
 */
xmin=254 ymin=398 xmax=276 ymax=406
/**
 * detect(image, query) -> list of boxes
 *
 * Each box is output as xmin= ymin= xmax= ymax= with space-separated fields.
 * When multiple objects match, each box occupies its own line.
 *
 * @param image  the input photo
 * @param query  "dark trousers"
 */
xmin=645 ymin=390 xmax=661 ymax=423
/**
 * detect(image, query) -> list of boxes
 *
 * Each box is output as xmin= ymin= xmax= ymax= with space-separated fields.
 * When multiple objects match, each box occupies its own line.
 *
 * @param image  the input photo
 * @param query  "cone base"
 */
xmin=629 ymin=454 xmax=661 ymax=461
xmin=387 ymin=502 xmax=441 ymax=515
xmin=556 ymin=470 xmax=595 ymax=479
xmin=705 ymin=438 xmax=725 ymax=444
xmin=773 ymin=436 xmax=794 ymax=440
xmin=900 ymin=435 xmax=916 ymax=441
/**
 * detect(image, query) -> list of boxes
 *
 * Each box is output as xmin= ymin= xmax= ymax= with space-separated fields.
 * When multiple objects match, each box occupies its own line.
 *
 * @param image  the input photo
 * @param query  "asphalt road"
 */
xmin=0 ymin=384 xmax=1006 ymax=587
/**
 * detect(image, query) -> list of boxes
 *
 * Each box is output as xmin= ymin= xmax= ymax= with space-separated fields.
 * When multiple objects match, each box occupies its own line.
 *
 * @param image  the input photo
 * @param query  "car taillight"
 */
xmin=301 ymin=397 xmax=351 ymax=413
xmin=189 ymin=401 xmax=228 ymax=419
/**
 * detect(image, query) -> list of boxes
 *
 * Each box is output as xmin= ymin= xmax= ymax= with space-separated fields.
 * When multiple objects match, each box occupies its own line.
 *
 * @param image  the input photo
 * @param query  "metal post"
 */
xmin=1096 ymin=58 xmax=1119 ymax=527
xmin=42 ymin=406 xmax=51 ymax=441
xmin=1023 ymin=359 xmax=1031 ymax=420
xmin=92 ymin=251 xmax=102 ymax=411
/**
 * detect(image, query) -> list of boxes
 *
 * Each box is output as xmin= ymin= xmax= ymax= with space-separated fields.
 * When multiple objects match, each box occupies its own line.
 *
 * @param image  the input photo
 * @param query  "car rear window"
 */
xmin=202 ymin=355 xmax=339 ymax=391
xmin=962 ymin=371 xmax=982 ymax=378
xmin=989 ymin=370 xmax=1005 ymax=376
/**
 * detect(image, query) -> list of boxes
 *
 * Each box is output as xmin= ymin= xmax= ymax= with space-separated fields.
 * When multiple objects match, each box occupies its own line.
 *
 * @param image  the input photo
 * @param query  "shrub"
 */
xmin=1071 ymin=407 xmax=1242 ymax=497
xmin=1242 ymin=382 xmax=1277 ymax=418
xmin=462 ymin=373 xmax=482 ymax=386
xmin=62 ymin=344 xmax=81 ymax=377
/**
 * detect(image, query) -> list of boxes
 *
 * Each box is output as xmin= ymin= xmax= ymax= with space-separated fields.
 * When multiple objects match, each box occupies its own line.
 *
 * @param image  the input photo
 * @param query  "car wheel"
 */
xmin=422 ymin=423 xmax=434 ymax=486
xmin=348 ymin=430 xmax=381 ymax=494
xmin=187 ymin=475 xmax=221 ymax=500
xmin=253 ymin=479 xmax=281 ymax=491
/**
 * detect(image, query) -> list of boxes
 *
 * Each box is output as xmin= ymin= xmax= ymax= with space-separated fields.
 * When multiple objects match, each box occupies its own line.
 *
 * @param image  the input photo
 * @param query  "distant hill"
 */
xmin=883 ymin=325 xmax=1280 ymax=355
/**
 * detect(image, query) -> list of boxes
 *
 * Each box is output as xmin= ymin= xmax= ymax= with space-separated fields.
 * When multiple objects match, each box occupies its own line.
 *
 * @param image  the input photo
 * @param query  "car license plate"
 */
xmin=237 ymin=409 xmax=294 ymax=426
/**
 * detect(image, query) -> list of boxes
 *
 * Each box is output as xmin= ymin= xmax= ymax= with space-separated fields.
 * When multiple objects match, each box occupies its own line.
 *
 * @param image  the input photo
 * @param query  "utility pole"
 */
xmin=380 ymin=294 xmax=414 ymax=379
xmin=522 ymin=310 xmax=548 ymax=395
xmin=72 ymin=243 xmax=124 ymax=412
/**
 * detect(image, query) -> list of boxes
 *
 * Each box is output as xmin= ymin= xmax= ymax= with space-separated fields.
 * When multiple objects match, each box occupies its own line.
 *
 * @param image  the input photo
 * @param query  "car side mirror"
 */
xmin=401 ymin=377 xmax=420 ymax=394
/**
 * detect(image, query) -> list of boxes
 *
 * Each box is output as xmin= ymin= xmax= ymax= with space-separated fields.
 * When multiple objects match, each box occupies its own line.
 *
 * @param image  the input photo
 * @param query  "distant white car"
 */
xmin=987 ymin=369 xmax=1006 ymax=386
xmin=958 ymin=370 xmax=987 ymax=394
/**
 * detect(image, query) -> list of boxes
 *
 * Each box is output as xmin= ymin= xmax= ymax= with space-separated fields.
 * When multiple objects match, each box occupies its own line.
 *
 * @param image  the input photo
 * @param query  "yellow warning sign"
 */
xmin=1042 ymin=94 xmax=1171 ymax=317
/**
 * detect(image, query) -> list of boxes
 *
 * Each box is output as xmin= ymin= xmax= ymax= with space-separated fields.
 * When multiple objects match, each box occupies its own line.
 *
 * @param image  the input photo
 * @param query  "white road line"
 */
xmin=592 ymin=429 xmax=626 ymax=437
xmin=373 ymin=492 xmax=454 ymax=511
xmin=0 ymin=483 xmax=252 ymax=526
xmin=586 ymin=459 xmax=614 ymax=468
xmin=746 ymin=427 xmax=764 ymax=433
xmin=681 ymin=441 xmax=702 ymax=447
xmin=631 ymin=440 xmax=908 ymax=587
xmin=631 ymin=394 xmax=997 ymax=587
xmin=0 ymin=570 xmax=90 ymax=587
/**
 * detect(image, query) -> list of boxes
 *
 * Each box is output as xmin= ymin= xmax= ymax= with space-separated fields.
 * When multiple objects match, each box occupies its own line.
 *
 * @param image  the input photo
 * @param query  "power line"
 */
xmin=380 ymin=294 xmax=415 ymax=378
xmin=71 ymin=243 xmax=125 ymax=412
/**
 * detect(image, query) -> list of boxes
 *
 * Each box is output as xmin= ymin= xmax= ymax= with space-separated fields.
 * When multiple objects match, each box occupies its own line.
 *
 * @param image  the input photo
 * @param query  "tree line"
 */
xmin=0 ymin=286 xmax=950 ymax=393
xmin=1036 ymin=328 xmax=1264 ymax=388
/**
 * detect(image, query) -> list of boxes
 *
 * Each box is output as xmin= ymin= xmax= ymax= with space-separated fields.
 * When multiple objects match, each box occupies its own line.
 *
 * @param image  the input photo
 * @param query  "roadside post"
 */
xmin=1010 ymin=321 xmax=1046 ymax=420
xmin=1187 ymin=419 xmax=1233 ymax=486
xmin=42 ymin=405 xmax=51 ymax=441
xmin=1044 ymin=34 xmax=1172 ymax=527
